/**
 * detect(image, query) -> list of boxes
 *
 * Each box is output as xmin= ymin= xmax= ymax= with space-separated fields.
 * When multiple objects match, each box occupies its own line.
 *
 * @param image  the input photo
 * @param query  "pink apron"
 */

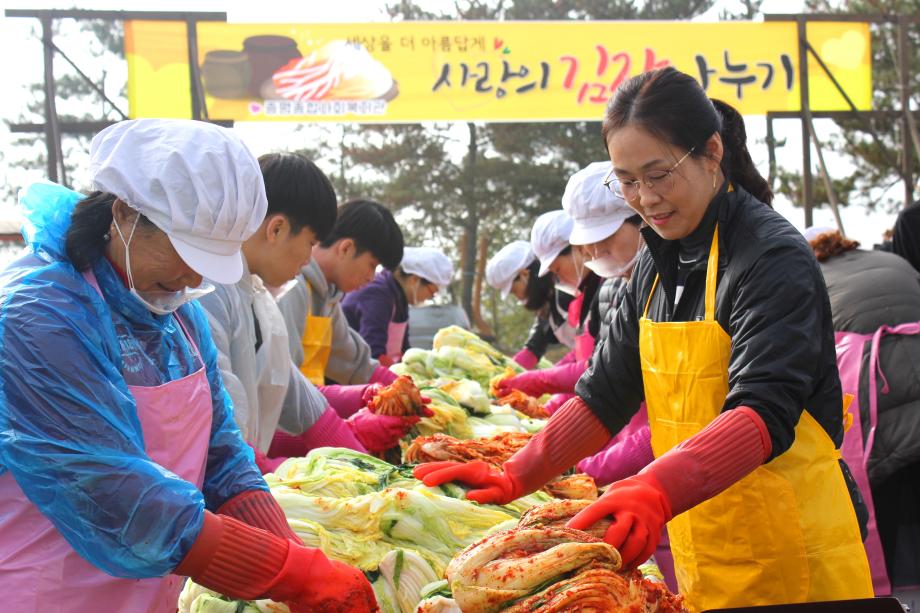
xmin=833 ymin=322 xmax=920 ymax=596
xmin=566 ymin=292 xmax=596 ymax=362
xmin=386 ymin=303 xmax=408 ymax=362
xmin=0 ymin=270 xmax=213 ymax=612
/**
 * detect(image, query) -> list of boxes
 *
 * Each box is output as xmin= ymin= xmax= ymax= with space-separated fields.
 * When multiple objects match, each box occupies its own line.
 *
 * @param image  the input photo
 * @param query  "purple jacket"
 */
xmin=342 ymin=270 xmax=410 ymax=358
xmin=576 ymin=403 xmax=653 ymax=486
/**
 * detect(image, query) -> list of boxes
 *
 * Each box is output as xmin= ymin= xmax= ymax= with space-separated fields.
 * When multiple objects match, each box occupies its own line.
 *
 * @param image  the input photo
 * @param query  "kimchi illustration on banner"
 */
xmin=200 ymin=35 xmax=398 ymax=116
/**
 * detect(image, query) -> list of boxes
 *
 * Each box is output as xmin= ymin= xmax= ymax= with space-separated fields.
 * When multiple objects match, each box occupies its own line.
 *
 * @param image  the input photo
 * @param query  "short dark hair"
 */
xmin=321 ymin=198 xmax=404 ymax=270
xmin=523 ymin=258 xmax=554 ymax=311
xmin=602 ymin=67 xmax=772 ymax=206
xmin=258 ymin=152 xmax=337 ymax=240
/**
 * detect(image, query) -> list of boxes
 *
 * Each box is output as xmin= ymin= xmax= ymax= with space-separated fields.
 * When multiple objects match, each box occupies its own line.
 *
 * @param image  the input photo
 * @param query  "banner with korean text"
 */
xmin=126 ymin=20 xmax=872 ymax=122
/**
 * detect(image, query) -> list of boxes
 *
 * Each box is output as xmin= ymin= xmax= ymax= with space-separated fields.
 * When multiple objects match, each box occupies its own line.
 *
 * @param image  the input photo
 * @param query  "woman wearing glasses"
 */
xmin=414 ymin=67 xmax=873 ymax=610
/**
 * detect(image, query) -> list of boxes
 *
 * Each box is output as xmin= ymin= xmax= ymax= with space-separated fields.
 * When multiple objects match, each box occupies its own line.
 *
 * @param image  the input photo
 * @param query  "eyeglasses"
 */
xmin=602 ymin=147 xmax=696 ymax=202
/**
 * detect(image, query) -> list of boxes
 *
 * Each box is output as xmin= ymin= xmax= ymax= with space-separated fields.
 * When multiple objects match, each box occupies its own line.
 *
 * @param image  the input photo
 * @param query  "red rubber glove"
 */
xmin=414 ymin=460 xmax=520 ymax=504
xmin=176 ymin=512 xmax=378 ymax=612
xmin=495 ymin=360 xmax=586 ymax=397
xmin=347 ymin=408 xmax=419 ymax=453
xmin=281 ymin=551 xmax=379 ymax=613
xmin=413 ymin=396 xmax=611 ymax=504
xmin=567 ymin=472 xmax=672 ymax=569
xmin=567 ymin=406 xmax=771 ymax=570
xmin=218 ymin=489 xmax=298 ymax=542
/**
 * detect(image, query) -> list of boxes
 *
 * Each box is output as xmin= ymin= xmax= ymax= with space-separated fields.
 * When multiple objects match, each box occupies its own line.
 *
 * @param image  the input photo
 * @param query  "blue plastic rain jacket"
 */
xmin=0 ymin=182 xmax=266 ymax=578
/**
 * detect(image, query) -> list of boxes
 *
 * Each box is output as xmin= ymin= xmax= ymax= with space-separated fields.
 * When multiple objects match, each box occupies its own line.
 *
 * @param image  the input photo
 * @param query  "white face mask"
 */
xmin=554 ymin=281 xmax=578 ymax=296
xmin=584 ymin=252 xmax=639 ymax=279
xmin=113 ymin=214 xmax=214 ymax=315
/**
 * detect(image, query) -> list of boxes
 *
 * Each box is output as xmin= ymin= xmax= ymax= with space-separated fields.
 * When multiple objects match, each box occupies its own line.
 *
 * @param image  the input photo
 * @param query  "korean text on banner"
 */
xmin=125 ymin=20 xmax=872 ymax=122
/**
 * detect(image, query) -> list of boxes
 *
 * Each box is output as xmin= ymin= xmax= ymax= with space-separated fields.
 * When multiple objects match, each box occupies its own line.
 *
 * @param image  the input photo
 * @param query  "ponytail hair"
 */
xmin=710 ymin=99 xmax=772 ymax=205
xmin=602 ymin=67 xmax=773 ymax=206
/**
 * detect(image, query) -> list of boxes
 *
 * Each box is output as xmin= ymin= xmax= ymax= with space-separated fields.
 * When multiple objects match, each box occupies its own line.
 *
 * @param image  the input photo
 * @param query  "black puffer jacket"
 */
xmin=588 ymin=276 xmax=628 ymax=344
xmin=820 ymin=248 xmax=920 ymax=484
xmin=576 ymin=183 xmax=843 ymax=460
xmin=523 ymin=290 xmax=574 ymax=358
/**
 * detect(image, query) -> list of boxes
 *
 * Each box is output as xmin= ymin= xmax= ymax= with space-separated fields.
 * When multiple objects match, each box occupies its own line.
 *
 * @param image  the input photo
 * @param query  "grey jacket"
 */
xmin=278 ymin=259 xmax=380 ymax=385
xmin=821 ymin=248 xmax=920 ymax=484
xmin=199 ymin=262 xmax=328 ymax=451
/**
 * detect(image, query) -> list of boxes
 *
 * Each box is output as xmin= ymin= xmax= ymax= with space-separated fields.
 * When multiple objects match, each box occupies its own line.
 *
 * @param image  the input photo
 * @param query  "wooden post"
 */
xmin=41 ymin=15 xmax=64 ymax=184
xmin=797 ymin=17 xmax=814 ymax=227
xmin=766 ymin=114 xmax=777 ymax=188
xmin=806 ymin=118 xmax=845 ymax=236
xmin=186 ymin=17 xmax=206 ymax=120
xmin=470 ymin=236 xmax=495 ymax=339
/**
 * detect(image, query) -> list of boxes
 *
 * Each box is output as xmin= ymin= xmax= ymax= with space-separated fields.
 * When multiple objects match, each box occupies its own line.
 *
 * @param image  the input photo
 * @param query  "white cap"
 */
xmin=530 ymin=210 xmax=573 ymax=277
xmin=400 ymin=246 xmax=454 ymax=289
xmin=803 ymin=225 xmax=836 ymax=242
xmin=485 ymin=240 xmax=535 ymax=299
xmin=563 ymin=161 xmax=634 ymax=246
xmin=90 ymin=119 xmax=268 ymax=284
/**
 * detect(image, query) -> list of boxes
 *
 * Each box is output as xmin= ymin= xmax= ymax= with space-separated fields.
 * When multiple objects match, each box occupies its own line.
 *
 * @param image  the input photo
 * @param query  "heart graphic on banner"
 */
xmin=493 ymin=37 xmax=504 ymax=50
xmin=249 ymin=102 xmax=263 ymax=115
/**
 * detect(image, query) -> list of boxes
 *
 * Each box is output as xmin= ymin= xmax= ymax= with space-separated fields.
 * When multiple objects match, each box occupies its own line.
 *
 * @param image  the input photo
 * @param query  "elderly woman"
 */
xmin=0 ymin=120 xmax=376 ymax=612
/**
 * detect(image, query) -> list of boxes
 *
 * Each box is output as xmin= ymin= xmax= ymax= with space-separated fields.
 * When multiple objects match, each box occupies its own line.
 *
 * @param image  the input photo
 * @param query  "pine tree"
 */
xmin=331 ymin=0 xmax=716 ymax=350
xmin=5 ymin=18 xmax=127 ymax=200
xmin=773 ymin=0 xmax=919 ymax=213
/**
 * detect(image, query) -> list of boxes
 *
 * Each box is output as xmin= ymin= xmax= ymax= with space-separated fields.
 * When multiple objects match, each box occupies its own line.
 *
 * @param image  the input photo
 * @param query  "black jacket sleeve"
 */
xmin=522 ymin=315 xmax=557 ymax=359
xmin=574 ymin=257 xmax=648 ymax=436
xmin=723 ymin=241 xmax=835 ymax=459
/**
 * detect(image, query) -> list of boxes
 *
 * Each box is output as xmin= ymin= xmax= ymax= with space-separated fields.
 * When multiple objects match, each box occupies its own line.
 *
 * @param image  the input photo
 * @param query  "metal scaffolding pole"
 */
xmin=797 ymin=16 xmax=814 ymax=227
xmin=6 ymin=7 xmax=228 ymax=179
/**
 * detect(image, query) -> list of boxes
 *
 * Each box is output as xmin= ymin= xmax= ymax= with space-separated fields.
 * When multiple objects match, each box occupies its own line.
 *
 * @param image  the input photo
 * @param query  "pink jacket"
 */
xmin=576 ymin=403 xmax=653 ymax=486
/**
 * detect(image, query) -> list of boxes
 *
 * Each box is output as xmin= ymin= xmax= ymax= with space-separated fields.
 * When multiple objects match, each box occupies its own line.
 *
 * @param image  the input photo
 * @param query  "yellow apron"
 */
xmin=639 ymin=225 xmax=872 ymax=612
xmin=298 ymin=281 xmax=333 ymax=386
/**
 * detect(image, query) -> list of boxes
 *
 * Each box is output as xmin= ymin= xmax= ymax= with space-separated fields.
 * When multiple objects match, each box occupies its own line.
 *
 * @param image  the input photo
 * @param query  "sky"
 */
xmin=0 ymin=0 xmax=905 ymax=251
